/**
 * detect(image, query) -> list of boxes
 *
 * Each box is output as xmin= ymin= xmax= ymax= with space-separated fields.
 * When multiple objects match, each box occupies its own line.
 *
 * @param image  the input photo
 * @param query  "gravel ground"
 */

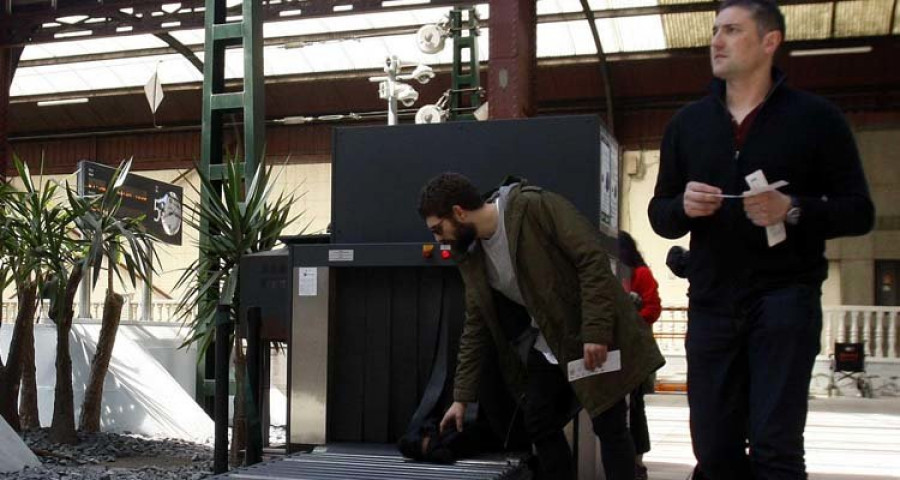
xmin=0 ymin=429 xmax=214 ymax=480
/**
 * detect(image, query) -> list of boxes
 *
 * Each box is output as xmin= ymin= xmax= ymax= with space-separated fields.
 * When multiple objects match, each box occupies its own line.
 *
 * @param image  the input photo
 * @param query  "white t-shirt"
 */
xmin=481 ymin=191 xmax=558 ymax=365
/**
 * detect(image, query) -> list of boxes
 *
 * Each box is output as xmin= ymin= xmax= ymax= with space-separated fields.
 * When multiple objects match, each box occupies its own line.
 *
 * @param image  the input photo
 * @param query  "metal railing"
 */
xmin=653 ymin=306 xmax=688 ymax=355
xmin=1 ymin=298 xmax=183 ymax=323
xmin=652 ymin=305 xmax=900 ymax=361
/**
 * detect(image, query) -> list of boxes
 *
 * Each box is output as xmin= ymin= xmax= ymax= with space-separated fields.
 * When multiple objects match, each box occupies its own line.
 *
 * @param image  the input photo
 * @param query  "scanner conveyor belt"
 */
xmin=213 ymin=444 xmax=531 ymax=480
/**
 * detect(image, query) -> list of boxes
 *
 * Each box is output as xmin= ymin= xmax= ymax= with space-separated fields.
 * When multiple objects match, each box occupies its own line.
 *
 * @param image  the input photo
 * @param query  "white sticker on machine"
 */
xmin=298 ymin=268 xmax=318 ymax=296
xmin=328 ymin=249 xmax=355 ymax=262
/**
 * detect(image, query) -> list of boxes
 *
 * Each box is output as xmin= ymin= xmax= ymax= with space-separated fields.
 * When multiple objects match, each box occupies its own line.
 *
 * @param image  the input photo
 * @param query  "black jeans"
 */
xmin=523 ymin=350 xmax=577 ymax=480
xmin=630 ymin=383 xmax=651 ymax=455
xmin=522 ymin=350 xmax=635 ymax=480
xmin=686 ymin=285 xmax=822 ymax=480
xmin=592 ymin=398 xmax=636 ymax=480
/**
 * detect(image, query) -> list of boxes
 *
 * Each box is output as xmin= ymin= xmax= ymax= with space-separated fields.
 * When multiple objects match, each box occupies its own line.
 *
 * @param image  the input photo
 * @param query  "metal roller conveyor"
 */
xmin=214 ymin=444 xmax=531 ymax=480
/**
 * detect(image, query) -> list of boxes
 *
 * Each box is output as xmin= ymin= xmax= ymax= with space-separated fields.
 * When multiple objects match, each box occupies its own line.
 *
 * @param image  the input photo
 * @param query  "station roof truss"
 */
xmin=4 ymin=0 xmax=899 ymax=100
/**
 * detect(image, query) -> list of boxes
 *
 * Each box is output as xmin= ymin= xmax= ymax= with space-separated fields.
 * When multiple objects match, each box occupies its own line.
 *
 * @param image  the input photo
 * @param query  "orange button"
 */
xmin=422 ymin=244 xmax=435 ymax=258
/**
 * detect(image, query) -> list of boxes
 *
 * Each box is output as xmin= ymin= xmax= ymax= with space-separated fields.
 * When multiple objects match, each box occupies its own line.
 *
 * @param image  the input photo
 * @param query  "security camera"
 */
xmin=409 ymin=64 xmax=434 ymax=84
xmin=395 ymin=83 xmax=419 ymax=107
xmin=377 ymin=81 xmax=390 ymax=100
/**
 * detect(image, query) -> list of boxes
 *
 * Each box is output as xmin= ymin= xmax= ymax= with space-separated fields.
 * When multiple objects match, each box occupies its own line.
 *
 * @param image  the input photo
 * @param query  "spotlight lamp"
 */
xmin=416 ymin=22 xmax=448 ymax=54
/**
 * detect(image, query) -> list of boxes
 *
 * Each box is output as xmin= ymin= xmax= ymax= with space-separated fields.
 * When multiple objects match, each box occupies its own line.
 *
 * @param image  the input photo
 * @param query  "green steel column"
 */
xmin=200 ymin=0 xmax=227 ymax=181
xmin=242 ymin=0 xmax=264 ymax=175
xmin=449 ymin=7 xmax=481 ymax=121
xmin=198 ymin=0 xmax=265 ymax=408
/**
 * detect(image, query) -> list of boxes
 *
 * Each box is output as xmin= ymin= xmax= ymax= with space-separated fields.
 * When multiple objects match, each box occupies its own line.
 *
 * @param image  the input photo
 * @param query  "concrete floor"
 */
xmin=642 ymin=394 xmax=900 ymax=480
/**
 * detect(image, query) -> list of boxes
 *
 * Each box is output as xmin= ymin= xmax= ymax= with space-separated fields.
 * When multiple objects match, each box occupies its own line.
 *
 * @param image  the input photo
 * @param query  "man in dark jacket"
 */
xmin=419 ymin=173 xmax=664 ymax=480
xmin=649 ymin=0 xmax=874 ymax=478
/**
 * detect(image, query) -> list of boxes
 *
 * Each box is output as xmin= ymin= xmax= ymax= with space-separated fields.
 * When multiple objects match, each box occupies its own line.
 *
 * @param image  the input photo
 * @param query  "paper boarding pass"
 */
xmin=709 ymin=180 xmax=789 ymax=198
xmin=745 ymin=170 xmax=787 ymax=246
xmin=567 ymin=350 xmax=622 ymax=382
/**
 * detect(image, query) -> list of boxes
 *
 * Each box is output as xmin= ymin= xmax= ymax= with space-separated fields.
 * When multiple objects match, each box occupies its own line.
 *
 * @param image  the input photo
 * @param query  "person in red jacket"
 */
xmin=619 ymin=231 xmax=661 ymax=480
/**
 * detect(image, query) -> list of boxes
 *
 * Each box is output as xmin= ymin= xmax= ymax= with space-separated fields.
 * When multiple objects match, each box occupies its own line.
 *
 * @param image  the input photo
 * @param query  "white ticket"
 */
xmin=745 ymin=170 xmax=787 ymax=247
xmin=567 ymin=350 xmax=622 ymax=382
xmin=710 ymin=180 xmax=789 ymax=198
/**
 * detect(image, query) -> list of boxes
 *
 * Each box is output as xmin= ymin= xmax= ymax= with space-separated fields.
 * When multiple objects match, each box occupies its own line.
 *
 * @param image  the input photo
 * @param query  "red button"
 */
xmin=440 ymin=250 xmax=451 ymax=260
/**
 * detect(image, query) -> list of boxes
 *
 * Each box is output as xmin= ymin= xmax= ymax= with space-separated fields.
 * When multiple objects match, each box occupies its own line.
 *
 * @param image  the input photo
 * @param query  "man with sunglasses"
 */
xmin=419 ymin=173 xmax=664 ymax=480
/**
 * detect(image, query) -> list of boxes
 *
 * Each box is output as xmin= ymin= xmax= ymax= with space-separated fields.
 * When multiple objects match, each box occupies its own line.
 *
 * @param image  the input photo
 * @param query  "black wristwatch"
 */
xmin=785 ymin=196 xmax=801 ymax=225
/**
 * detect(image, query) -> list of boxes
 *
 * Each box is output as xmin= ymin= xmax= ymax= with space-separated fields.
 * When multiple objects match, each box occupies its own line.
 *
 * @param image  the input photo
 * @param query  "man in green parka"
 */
xmin=418 ymin=173 xmax=665 ymax=480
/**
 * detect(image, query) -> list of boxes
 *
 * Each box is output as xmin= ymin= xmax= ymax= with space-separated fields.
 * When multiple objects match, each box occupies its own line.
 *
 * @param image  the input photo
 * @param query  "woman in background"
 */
xmin=619 ymin=231 xmax=661 ymax=480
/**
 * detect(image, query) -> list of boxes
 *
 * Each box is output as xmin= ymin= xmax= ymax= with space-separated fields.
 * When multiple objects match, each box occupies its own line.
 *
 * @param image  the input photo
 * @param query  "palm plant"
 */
xmin=0 ymin=179 xmax=42 ymax=432
xmin=0 ymin=179 xmax=12 ymax=311
xmin=175 ymin=158 xmax=304 ymax=465
xmin=2 ymin=155 xmax=87 ymax=443
xmin=0 ymin=180 xmax=35 ymax=432
xmin=66 ymin=158 xmax=157 ymax=433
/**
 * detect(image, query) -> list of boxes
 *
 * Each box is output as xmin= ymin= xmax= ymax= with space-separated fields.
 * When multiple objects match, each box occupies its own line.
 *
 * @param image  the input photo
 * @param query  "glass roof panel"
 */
xmin=263 ymin=6 xmax=475 ymax=38
xmin=782 ymin=3 xmax=832 ymax=42
xmin=661 ymin=11 xmax=715 ymax=48
xmin=568 ymin=22 xmax=602 ymax=55
xmin=9 ymin=69 xmax=56 ymax=97
xmin=834 ymin=0 xmax=893 ymax=37
xmin=22 ymin=4 xmax=489 ymax=65
xmin=11 ymin=54 xmax=201 ymax=96
xmin=537 ymin=22 xmax=583 ymax=57
xmin=601 ymin=0 xmax=660 ymax=7
xmin=537 ymin=0 xmax=657 ymax=14
xmin=896 ymin=0 xmax=900 ymax=34
xmin=657 ymin=0 xmax=713 ymax=4
xmin=597 ymin=15 xmax=667 ymax=52
xmin=20 ymin=34 xmax=168 ymax=60
xmin=80 ymin=67 xmax=127 ymax=91
xmin=168 ymin=29 xmax=204 ymax=45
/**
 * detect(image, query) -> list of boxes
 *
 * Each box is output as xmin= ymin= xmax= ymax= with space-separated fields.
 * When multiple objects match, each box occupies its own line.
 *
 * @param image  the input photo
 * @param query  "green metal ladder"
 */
xmin=197 ymin=0 xmax=265 ymax=414
xmin=449 ymin=7 xmax=482 ymax=120
xmin=200 ymin=0 xmax=264 ymax=180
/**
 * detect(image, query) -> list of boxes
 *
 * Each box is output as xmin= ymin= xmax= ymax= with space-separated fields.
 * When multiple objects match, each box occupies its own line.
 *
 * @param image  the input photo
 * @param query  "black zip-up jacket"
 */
xmin=649 ymin=70 xmax=874 ymax=315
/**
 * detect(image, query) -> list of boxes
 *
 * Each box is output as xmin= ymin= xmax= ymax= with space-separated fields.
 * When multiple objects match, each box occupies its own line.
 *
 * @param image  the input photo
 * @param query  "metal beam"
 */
xmin=579 ymin=0 xmax=614 ymax=135
xmin=155 ymin=32 xmax=203 ymax=73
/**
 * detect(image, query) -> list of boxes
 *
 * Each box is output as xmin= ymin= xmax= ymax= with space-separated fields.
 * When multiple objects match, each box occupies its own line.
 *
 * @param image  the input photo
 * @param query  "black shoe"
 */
xmin=635 ymin=464 xmax=648 ymax=480
xmin=686 ymin=465 xmax=707 ymax=480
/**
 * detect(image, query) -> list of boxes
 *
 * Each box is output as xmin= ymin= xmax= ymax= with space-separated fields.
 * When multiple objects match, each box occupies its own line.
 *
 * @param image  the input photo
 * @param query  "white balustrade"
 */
xmin=890 ymin=310 xmax=899 ymax=359
xmin=0 ymin=298 xmax=184 ymax=324
xmin=652 ymin=305 xmax=900 ymax=361
xmin=818 ymin=306 xmax=899 ymax=359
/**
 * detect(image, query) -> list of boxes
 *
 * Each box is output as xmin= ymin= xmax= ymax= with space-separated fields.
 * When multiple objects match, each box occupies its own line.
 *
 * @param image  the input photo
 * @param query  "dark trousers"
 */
xmin=630 ymin=384 xmax=651 ymax=455
xmin=523 ymin=350 xmax=576 ymax=480
xmin=523 ymin=350 xmax=635 ymax=480
xmin=592 ymin=397 xmax=636 ymax=480
xmin=687 ymin=285 xmax=822 ymax=480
